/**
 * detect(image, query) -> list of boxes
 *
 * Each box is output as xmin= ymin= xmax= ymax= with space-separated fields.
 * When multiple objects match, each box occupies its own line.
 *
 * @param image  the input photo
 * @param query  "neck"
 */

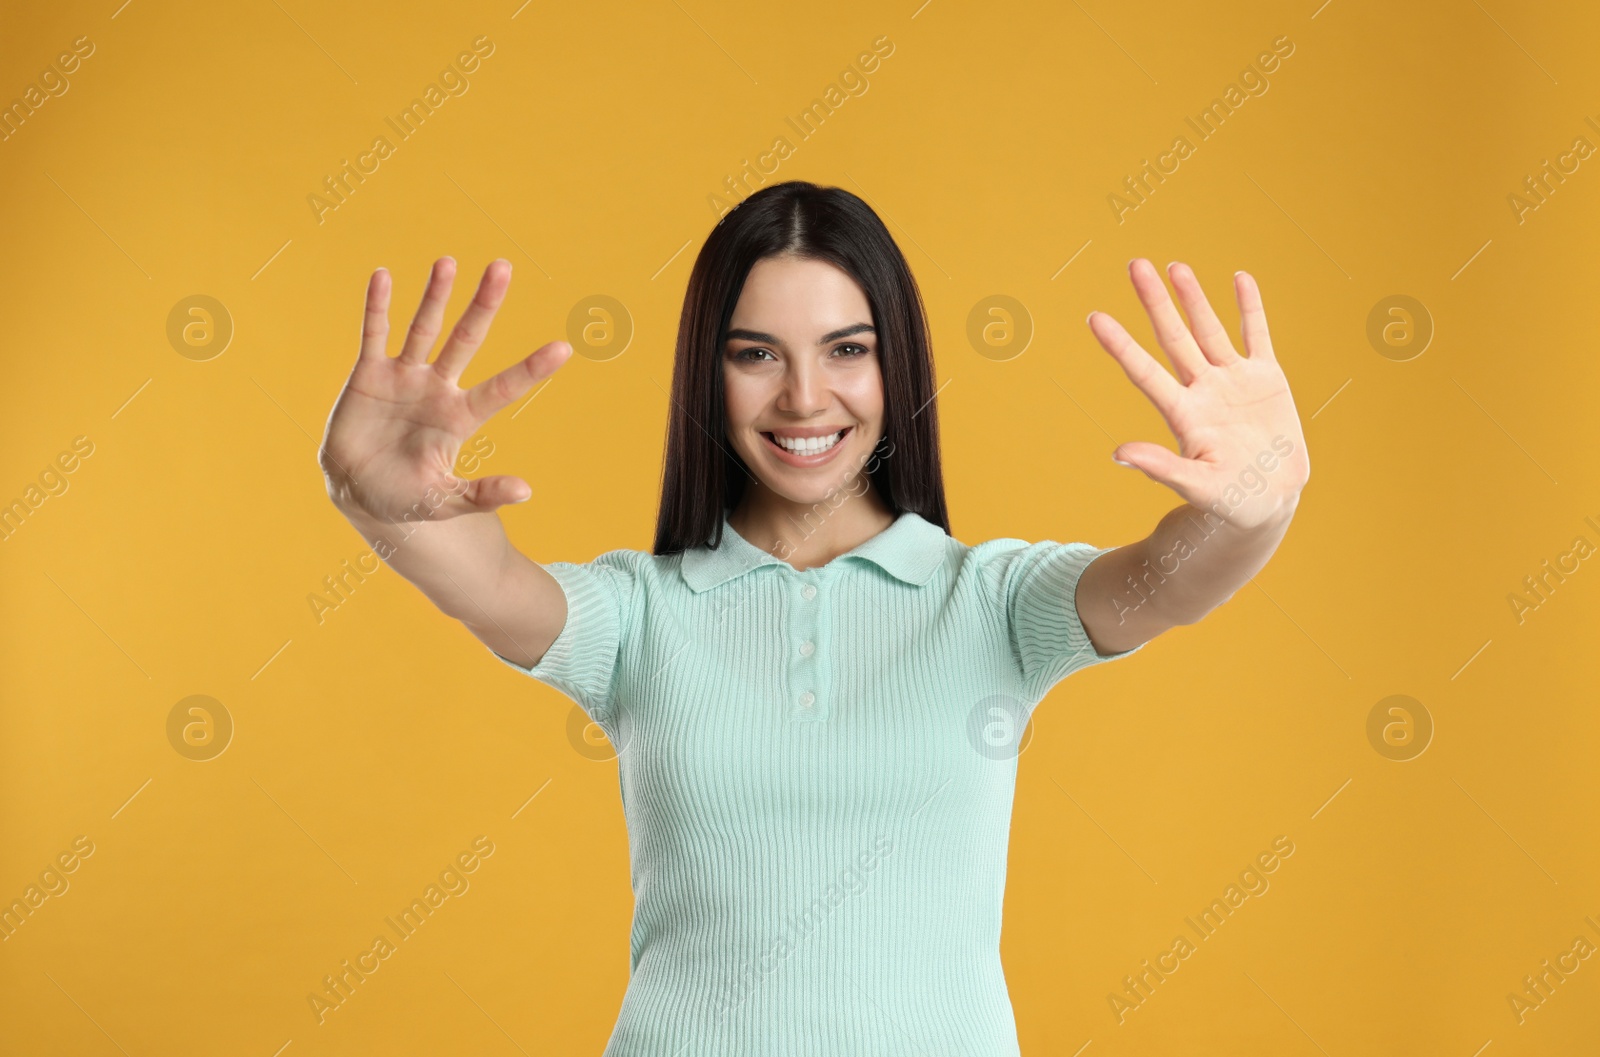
xmin=728 ymin=482 xmax=896 ymax=571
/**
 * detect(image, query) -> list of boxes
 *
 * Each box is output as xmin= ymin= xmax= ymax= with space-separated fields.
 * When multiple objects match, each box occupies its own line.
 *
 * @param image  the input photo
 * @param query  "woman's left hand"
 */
xmin=1086 ymin=259 xmax=1311 ymax=532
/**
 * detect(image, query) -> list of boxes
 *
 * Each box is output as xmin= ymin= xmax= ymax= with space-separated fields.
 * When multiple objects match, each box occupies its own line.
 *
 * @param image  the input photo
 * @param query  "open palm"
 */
xmin=318 ymin=257 xmax=572 ymax=525
xmin=1087 ymin=259 xmax=1310 ymax=531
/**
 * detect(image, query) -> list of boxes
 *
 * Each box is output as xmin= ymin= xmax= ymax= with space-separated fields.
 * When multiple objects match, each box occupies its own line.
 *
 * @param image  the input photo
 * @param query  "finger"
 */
xmin=397 ymin=257 xmax=457 ymax=365
xmin=1128 ymin=258 xmax=1208 ymax=385
xmin=1086 ymin=310 xmax=1185 ymax=423
xmin=1111 ymin=440 xmax=1210 ymax=505
xmin=464 ymin=340 xmax=574 ymax=423
xmin=412 ymin=474 xmax=532 ymax=521
xmin=359 ymin=268 xmax=391 ymax=363
xmin=434 ymin=259 xmax=512 ymax=383
xmin=1167 ymin=262 xmax=1243 ymax=368
xmin=1234 ymin=270 xmax=1276 ymax=362
xmin=456 ymin=473 xmax=533 ymax=511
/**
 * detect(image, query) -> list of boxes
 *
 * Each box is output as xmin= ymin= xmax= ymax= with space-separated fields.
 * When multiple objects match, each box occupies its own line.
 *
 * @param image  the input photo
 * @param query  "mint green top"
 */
xmin=492 ymin=511 xmax=1143 ymax=1055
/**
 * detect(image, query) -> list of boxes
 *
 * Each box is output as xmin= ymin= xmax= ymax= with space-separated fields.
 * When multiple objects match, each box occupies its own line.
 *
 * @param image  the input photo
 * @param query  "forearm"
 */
xmin=336 ymin=501 xmax=519 ymax=625
xmin=1129 ymin=498 xmax=1298 ymax=626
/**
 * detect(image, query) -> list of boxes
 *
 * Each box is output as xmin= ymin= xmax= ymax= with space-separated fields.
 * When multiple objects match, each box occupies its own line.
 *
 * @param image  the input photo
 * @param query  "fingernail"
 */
xmin=1085 ymin=311 xmax=1096 ymax=325
xmin=1112 ymin=454 xmax=1134 ymax=467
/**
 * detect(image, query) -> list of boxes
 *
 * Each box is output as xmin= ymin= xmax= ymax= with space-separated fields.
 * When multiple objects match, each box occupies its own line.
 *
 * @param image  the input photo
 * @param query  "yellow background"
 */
xmin=3 ymin=1 xmax=1597 ymax=1054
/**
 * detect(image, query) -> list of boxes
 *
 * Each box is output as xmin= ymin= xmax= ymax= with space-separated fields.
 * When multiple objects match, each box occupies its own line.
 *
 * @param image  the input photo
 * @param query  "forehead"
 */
xmin=728 ymin=256 xmax=871 ymax=331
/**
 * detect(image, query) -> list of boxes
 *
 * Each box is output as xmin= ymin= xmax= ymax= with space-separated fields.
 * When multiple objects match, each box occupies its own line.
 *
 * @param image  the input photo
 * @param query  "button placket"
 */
xmin=788 ymin=571 xmax=828 ymax=720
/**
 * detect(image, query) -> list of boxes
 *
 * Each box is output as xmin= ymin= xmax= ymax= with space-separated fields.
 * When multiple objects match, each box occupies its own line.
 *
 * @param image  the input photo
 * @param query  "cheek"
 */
xmin=838 ymin=371 xmax=885 ymax=420
xmin=721 ymin=371 xmax=748 ymax=416
xmin=721 ymin=371 xmax=766 ymax=434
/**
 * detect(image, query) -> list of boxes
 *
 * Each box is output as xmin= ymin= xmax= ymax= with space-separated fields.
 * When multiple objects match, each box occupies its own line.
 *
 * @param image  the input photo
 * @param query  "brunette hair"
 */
xmin=652 ymin=180 xmax=949 ymax=554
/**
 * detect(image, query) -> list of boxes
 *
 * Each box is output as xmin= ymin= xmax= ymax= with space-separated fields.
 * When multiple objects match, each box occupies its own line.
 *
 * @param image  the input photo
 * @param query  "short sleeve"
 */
xmin=489 ymin=553 xmax=637 ymax=725
xmin=990 ymin=539 xmax=1145 ymax=697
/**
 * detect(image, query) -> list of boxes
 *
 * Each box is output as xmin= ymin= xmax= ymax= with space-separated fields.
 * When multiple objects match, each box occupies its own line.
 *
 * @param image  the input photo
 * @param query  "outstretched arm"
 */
xmin=1073 ymin=259 xmax=1311 ymax=656
xmin=318 ymin=257 xmax=578 ymax=668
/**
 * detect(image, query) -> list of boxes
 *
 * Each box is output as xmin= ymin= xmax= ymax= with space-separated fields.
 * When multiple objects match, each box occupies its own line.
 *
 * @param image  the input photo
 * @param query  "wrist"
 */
xmin=330 ymin=494 xmax=400 ymax=539
xmin=1193 ymin=491 xmax=1299 ymax=539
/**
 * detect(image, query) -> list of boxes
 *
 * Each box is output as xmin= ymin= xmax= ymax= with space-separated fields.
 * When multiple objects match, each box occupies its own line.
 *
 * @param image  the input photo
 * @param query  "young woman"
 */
xmin=318 ymin=180 xmax=1308 ymax=1055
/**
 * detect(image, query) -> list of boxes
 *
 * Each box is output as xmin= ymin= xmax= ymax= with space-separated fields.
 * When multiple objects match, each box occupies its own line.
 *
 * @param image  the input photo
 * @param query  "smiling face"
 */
xmin=722 ymin=254 xmax=886 ymax=511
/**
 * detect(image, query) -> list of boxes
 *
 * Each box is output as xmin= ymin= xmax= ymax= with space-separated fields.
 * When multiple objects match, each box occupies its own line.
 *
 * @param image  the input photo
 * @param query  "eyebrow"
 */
xmin=724 ymin=322 xmax=876 ymax=347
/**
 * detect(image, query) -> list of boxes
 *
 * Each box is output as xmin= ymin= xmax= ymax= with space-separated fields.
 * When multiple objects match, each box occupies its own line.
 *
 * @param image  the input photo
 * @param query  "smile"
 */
xmin=760 ymin=427 xmax=851 ymax=465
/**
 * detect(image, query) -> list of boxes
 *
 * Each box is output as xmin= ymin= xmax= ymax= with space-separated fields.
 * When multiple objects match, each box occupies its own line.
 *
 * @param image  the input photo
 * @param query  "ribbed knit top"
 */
xmin=491 ymin=511 xmax=1143 ymax=1055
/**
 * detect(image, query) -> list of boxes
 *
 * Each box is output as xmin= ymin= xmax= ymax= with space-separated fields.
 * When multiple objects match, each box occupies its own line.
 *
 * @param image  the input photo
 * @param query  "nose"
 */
xmin=777 ymin=358 xmax=828 ymax=415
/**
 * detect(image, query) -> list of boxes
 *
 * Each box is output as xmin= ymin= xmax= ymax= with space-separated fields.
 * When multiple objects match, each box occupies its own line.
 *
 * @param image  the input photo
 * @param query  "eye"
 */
xmin=833 ymin=343 xmax=870 ymax=358
xmin=730 ymin=346 xmax=775 ymax=362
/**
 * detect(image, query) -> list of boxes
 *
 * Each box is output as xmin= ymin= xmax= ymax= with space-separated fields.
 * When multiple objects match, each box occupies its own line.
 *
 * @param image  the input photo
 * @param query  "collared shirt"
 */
xmin=492 ymin=511 xmax=1143 ymax=1056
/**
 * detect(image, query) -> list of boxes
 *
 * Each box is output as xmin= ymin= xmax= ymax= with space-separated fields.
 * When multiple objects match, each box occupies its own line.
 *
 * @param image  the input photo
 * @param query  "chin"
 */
xmin=772 ymin=478 xmax=867 ymax=507
xmin=772 ymin=454 xmax=876 ymax=503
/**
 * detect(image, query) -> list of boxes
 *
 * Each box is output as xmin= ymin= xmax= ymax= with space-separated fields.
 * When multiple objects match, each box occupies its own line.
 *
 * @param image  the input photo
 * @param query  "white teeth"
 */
xmin=772 ymin=430 xmax=843 ymax=455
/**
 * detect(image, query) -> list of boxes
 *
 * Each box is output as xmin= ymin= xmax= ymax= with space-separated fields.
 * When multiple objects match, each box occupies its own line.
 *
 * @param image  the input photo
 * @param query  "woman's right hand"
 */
xmin=319 ymin=257 xmax=572 ymax=526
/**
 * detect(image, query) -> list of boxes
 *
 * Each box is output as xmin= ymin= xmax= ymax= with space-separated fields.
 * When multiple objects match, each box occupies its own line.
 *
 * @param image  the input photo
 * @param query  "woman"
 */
xmin=318 ymin=180 xmax=1308 ymax=1054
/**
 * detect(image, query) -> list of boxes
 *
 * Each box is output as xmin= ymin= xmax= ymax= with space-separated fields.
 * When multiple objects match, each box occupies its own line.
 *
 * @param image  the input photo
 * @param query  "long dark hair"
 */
xmin=652 ymin=180 xmax=950 ymax=555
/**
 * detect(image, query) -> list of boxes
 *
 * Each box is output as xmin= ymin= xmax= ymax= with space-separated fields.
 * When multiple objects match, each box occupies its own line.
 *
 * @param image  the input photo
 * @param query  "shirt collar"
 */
xmin=680 ymin=511 xmax=947 ymax=593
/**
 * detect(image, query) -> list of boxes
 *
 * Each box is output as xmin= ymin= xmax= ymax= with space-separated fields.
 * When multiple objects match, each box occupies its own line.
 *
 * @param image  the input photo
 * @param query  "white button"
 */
xmin=798 ymin=691 xmax=815 ymax=708
xmin=801 ymin=584 xmax=817 ymax=600
xmin=799 ymin=640 xmax=815 ymax=657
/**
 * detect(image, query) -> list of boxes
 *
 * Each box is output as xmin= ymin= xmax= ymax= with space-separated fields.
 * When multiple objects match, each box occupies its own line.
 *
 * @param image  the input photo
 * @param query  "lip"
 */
xmin=765 ymin=425 xmax=850 ymax=438
xmin=760 ymin=426 xmax=852 ymax=467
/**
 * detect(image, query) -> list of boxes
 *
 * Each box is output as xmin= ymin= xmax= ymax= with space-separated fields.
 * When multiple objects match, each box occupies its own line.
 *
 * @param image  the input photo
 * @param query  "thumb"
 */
xmin=1112 ymin=442 xmax=1205 ymax=500
xmin=453 ymin=474 xmax=533 ymax=512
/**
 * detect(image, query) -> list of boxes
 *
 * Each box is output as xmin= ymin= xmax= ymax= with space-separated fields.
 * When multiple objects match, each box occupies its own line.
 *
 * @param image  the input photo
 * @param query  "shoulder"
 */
xmin=538 ymin=545 xmax=671 ymax=610
xmin=951 ymin=534 xmax=1108 ymax=600
xmin=545 ymin=544 xmax=661 ymax=576
xmin=952 ymin=534 xmax=1038 ymax=580
xmin=912 ymin=533 xmax=1033 ymax=610
xmin=958 ymin=533 xmax=1100 ymax=562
